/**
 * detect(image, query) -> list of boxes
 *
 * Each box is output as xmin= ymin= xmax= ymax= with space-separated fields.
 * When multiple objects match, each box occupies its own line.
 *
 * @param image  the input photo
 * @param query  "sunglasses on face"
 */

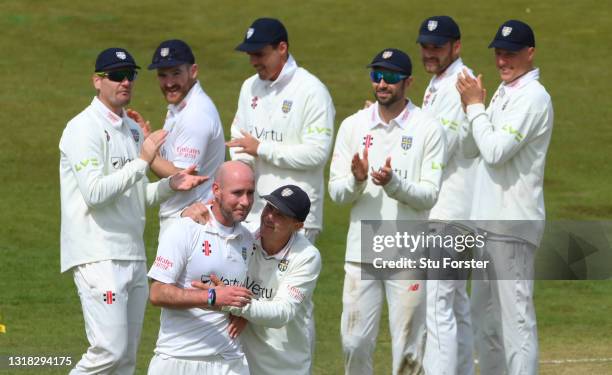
xmin=96 ymin=70 xmax=138 ymax=82
xmin=370 ymin=70 xmax=408 ymax=84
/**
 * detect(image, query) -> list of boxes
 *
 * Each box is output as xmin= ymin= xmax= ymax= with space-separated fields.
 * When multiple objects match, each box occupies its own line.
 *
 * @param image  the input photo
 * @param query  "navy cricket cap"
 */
xmin=148 ymin=39 xmax=195 ymax=70
xmin=235 ymin=18 xmax=288 ymax=52
xmin=95 ymin=48 xmax=140 ymax=72
xmin=417 ymin=16 xmax=461 ymax=45
xmin=489 ymin=20 xmax=535 ymax=51
xmin=367 ymin=48 xmax=412 ymax=76
xmin=262 ymin=185 xmax=310 ymax=222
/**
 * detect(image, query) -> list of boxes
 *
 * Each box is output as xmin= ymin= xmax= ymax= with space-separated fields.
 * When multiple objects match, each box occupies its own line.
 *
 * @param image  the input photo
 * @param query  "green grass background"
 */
xmin=1 ymin=0 xmax=611 ymax=373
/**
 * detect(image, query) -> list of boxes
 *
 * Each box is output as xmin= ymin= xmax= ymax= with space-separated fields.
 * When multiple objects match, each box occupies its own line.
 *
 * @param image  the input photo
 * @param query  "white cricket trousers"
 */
xmin=70 ymin=260 xmax=148 ymax=375
xmin=341 ymin=262 xmax=426 ymax=375
xmin=471 ymin=238 xmax=538 ymax=375
xmin=147 ymin=354 xmax=249 ymax=375
xmin=424 ymin=279 xmax=474 ymax=375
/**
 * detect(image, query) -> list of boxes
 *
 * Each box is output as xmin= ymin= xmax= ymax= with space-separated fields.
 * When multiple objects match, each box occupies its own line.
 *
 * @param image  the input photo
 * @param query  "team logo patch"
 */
xmin=103 ymin=291 xmax=116 ymax=304
xmin=160 ymin=47 xmax=169 ymax=57
xmin=281 ymin=100 xmax=292 ymax=113
xmin=242 ymin=247 xmax=247 ymax=261
xmin=246 ymin=27 xmax=255 ymax=39
xmin=202 ymin=240 xmax=212 ymax=256
xmin=362 ymin=134 xmax=374 ymax=149
xmin=251 ymin=96 xmax=258 ymax=109
xmin=278 ymin=258 xmax=289 ymax=272
xmin=401 ymin=136 xmax=412 ymax=151
xmin=130 ymin=129 xmax=140 ymax=143
xmin=281 ymin=187 xmax=294 ymax=197
xmin=502 ymin=26 xmax=513 ymax=37
xmin=115 ymin=51 xmax=126 ymax=60
xmin=382 ymin=50 xmax=393 ymax=59
xmin=427 ymin=20 xmax=438 ymax=31
xmin=408 ymin=283 xmax=420 ymax=292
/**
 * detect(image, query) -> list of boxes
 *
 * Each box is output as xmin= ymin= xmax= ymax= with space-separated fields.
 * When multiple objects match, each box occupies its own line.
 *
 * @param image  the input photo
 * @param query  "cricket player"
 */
xmin=329 ymin=48 xmax=446 ymax=375
xmin=59 ymin=47 xmax=207 ymax=375
xmin=227 ymin=17 xmax=335 ymax=244
xmin=456 ymin=20 xmax=554 ymax=375
xmin=416 ymin=16 xmax=476 ymax=375
xmin=129 ymin=39 xmax=225 ymax=237
xmin=147 ymin=161 xmax=256 ymax=375
xmin=226 ymin=185 xmax=320 ymax=375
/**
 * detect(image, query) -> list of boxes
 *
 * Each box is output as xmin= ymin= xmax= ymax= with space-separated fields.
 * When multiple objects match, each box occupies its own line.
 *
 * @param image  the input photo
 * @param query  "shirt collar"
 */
xmin=429 ymin=57 xmax=465 ymax=87
xmin=368 ymin=100 xmax=414 ymax=130
xmin=266 ymin=54 xmax=298 ymax=88
xmin=167 ymin=80 xmax=201 ymax=115
xmin=260 ymin=232 xmax=296 ymax=260
xmin=202 ymin=205 xmax=240 ymax=240
xmin=501 ymin=68 xmax=540 ymax=95
xmin=91 ymin=96 xmax=124 ymax=129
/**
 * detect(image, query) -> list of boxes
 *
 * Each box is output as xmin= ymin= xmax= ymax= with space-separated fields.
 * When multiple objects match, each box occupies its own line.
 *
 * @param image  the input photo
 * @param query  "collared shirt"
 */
xmin=422 ymin=58 xmax=477 ymax=220
xmin=59 ymin=97 xmax=173 ymax=272
xmin=228 ymin=231 xmax=321 ymax=375
xmin=159 ymin=81 xmax=225 ymax=219
xmin=464 ymin=68 xmax=554 ymax=245
xmin=229 ymin=55 xmax=335 ymax=230
xmin=148 ymin=211 xmax=254 ymax=360
xmin=329 ymin=101 xmax=446 ymax=262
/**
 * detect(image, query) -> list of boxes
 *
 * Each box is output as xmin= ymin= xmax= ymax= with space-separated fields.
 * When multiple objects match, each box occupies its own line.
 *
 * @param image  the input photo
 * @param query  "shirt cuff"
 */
xmin=256 ymin=142 xmax=271 ymax=160
xmin=349 ymin=174 xmax=368 ymax=194
xmin=133 ymin=157 xmax=149 ymax=174
xmin=466 ymin=103 xmax=486 ymax=123
xmin=383 ymin=172 xmax=401 ymax=196
xmin=159 ymin=177 xmax=174 ymax=196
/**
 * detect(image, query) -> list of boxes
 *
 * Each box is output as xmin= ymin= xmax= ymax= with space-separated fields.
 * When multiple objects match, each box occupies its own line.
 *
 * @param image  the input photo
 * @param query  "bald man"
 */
xmin=147 ymin=161 xmax=257 ymax=375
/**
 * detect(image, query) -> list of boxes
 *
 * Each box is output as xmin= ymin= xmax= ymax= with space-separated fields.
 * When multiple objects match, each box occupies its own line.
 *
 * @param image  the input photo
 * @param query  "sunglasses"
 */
xmin=370 ymin=70 xmax=408 ymax=84
xmin=96 ymin=70 xmax=138 ymax=82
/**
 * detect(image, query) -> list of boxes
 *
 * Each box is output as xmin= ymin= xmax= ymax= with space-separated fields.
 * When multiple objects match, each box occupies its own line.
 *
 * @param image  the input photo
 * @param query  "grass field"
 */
xmin=1 ymin=0 xmax=611 ymax=374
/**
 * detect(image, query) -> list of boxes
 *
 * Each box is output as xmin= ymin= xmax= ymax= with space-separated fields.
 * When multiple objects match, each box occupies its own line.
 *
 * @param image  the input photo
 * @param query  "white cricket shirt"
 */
xmin=148 ymin=213 xmax=254 ymax=360
xmin=465 ymin=68 xmax=553 ymax=245
xmin=228 ymin=231 xmax=321 ymax=375
xmin=229 ymin=55 xmax=335 ymax=230
xmin=159 ymin=81 xmax=225 ymax=219
xmin=329 ymin=101 xmax=446 ymax=262
xmin=59 ymin=97 xmax=173 ymax=272
xmin=422 ymin=58 xmax=477 ymax=220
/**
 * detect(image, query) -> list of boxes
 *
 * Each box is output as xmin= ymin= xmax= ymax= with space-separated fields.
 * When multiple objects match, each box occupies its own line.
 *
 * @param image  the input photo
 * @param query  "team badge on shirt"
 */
xmin=401 ymin=136 xmax=413 ymax=151
xmin=362 ymin=134 xmax=374 ymax=149
xmin=251 ymin=96 xmax=259 ymax=109
xmin=130 ymin=129 xmax=140 ymax=143
xmin=278 ymin=258 xmax=289 ymax=272
xmin=241 ymin=247 xmax=248 ymax=261
xmin=103 ymin=291 xmax=116 ymax=304
xmin=281 ymin=100 xmax=293 ymax=113
xmin=202 ymin=240 xmax=213 ymax=256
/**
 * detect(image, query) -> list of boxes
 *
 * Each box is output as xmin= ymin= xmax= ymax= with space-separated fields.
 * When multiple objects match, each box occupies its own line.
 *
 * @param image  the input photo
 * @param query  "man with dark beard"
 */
xmin=329 ymin=49 xmax=446 ymax=375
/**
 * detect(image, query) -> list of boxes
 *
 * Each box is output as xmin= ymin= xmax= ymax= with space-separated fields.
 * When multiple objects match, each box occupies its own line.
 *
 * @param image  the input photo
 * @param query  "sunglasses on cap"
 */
xmin=370 ymin=70 xmax=408 ymax=84
xmin=95 ymin=70 xmax=138 ymax=82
